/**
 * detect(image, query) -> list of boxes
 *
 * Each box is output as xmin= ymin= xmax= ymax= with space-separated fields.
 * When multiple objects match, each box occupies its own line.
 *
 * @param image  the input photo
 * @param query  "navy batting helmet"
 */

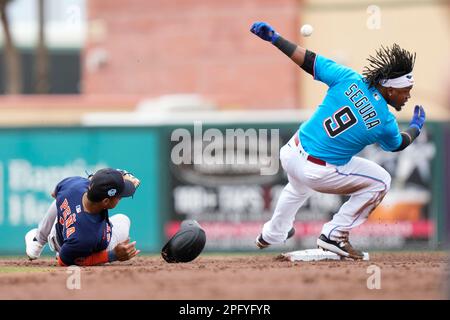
xmin=161 ymin=220 xmax=206 ymax=263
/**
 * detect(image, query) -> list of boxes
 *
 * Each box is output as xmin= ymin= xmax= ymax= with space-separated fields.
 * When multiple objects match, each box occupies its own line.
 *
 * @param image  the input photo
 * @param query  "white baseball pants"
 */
xmin=262 ymin=133 xmax=391 ymax=244
xmin=35 ymin=200 xmax=131 ymax=252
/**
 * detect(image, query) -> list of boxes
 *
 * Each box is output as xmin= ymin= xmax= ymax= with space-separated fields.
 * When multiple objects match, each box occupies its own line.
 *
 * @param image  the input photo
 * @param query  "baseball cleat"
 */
xmin=256 ymin=227 xmax=296 ymax=249
xmin=316 ymin=234 xmax=364 ymax=260
xmin=25 ymin=228 xmax=44 ymax=260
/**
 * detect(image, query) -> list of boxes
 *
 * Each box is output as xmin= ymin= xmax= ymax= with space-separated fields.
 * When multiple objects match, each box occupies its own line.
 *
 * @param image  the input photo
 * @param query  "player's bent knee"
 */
xmin=111 ymin=214 xmax=131 ymax=228
xmin=109 ymin=214 xmax=131 ymax=245
xmin=382 ymin=173 xmax=392 ymax=192
xmin=374 ymin=166 xmax=391 ymax=193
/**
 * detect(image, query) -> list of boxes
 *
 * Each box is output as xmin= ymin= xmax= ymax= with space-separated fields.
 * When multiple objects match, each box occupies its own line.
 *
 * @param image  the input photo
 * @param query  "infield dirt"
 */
xmin=0 ymin=252 xmax=448 ymax=299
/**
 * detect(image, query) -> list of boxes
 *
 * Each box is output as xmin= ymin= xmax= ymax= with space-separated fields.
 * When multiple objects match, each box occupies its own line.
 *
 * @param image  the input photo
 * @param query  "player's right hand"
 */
xmin=409 ymin=105 xmax=426 ymax=131
xmin=123 ymin=173 xmax=141 ymax=189
xmin=113 ymin=238 xmax=140 ymax=261
xmin=250 ymin=22 xmax=279 ymax=43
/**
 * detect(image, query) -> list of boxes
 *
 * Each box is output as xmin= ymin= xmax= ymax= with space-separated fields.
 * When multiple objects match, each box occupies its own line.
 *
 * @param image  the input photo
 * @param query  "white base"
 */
xmin=280 ymin=248 xmax=369 ymax=262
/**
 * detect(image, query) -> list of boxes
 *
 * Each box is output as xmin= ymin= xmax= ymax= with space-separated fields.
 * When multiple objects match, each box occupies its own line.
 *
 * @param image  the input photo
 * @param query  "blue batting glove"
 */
xmin=409 ymin=105 xmax=426 ymax=131
xmin=250 ymin=21 xmax=279 ymax=43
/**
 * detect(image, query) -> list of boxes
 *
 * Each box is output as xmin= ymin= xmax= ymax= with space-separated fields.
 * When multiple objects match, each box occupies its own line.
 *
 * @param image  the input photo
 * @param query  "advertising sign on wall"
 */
xmin=166 ymin=122 xmax=441 ymax=251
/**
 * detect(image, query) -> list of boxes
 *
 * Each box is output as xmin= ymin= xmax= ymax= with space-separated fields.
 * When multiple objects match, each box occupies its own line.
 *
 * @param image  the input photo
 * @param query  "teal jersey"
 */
xmin=299 ymin=55 xmax=402 ymax=165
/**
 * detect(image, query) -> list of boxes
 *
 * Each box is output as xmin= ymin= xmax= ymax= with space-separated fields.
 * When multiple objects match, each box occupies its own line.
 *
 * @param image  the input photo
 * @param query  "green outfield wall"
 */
xmin=0 ymin=127 xmax=162 ymax=254
xmin=0 ymin=122 xmax=447 ymax=254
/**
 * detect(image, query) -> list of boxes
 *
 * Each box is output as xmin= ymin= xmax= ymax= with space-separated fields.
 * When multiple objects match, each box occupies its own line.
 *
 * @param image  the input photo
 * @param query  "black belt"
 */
xmin=294 ymin=135 xmax=327 ymax=166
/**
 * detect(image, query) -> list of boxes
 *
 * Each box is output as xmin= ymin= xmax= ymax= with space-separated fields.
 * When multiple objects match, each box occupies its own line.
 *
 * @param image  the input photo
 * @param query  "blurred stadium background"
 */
xmin=0 ymin=0 xmax=449 ymax=256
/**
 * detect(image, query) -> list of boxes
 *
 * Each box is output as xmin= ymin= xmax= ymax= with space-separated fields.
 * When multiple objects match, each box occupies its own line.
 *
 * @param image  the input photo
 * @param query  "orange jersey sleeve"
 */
xmin=57 ymin=250 xmax=109 ymax=267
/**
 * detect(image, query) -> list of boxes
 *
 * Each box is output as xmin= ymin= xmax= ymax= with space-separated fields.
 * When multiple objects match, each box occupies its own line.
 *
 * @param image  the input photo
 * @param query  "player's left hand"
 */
xmin=409 ymin=105 xmax=426 ymax=131
xmin=124 ymin=173 xmax=141 ymax=189
xmin=250 ymin=21 xmax=279 ymax=43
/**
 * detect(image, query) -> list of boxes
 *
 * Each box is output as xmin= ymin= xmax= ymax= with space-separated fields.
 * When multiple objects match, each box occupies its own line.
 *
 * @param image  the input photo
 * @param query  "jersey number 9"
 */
xmin=323 ymin=106 xmax=358 ymax=138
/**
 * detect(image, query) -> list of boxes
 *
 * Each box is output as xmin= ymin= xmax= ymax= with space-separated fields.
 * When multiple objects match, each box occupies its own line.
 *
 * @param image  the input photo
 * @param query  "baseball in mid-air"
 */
xmin=300 ymin=24 xmax=314 ymax=37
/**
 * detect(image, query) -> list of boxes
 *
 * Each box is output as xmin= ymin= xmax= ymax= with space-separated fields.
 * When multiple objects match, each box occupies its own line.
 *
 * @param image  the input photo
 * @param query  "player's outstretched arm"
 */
xmin=250 ymin=22 xmax=311 ymax=74
xmin=56 ymin=238 xmax=140 ymax=266
xmin=393 ymin=105 xmax=426 ymax=152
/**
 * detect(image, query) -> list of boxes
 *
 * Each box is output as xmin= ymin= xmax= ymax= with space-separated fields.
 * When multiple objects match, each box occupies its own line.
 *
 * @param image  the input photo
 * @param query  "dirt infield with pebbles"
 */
xmin=0 ymin=252 xmax=448 ymax=300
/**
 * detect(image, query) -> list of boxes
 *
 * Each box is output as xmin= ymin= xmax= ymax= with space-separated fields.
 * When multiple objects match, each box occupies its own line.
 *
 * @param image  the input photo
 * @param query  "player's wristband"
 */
xmin=108 ymin=250 xmax=117 ymax=262
xmin=406 ymin=125 xmax=420 ymax=140
xmin=301 ymin=50 xmax=316 ymax=76
xmin=393 ymin=126 xmax=420 ymax=152
xmin=272 ymin=36 xmax=297 ymax=57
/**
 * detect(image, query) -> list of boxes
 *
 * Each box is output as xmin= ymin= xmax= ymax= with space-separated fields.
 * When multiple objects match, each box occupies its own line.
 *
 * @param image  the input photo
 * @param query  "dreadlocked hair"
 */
xmin=363 ymin=44 xmax=416 ymax=88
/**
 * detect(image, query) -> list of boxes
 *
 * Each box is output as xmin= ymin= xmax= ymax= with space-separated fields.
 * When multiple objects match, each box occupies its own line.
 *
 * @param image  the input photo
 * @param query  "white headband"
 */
xmin=380 ymin=72 xmax=414 ymax=88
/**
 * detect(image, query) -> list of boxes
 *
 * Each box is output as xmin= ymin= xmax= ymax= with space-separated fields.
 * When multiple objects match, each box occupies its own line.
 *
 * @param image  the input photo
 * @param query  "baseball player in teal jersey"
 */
xmin=251 ymin=22 xmax=426 ymax=259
